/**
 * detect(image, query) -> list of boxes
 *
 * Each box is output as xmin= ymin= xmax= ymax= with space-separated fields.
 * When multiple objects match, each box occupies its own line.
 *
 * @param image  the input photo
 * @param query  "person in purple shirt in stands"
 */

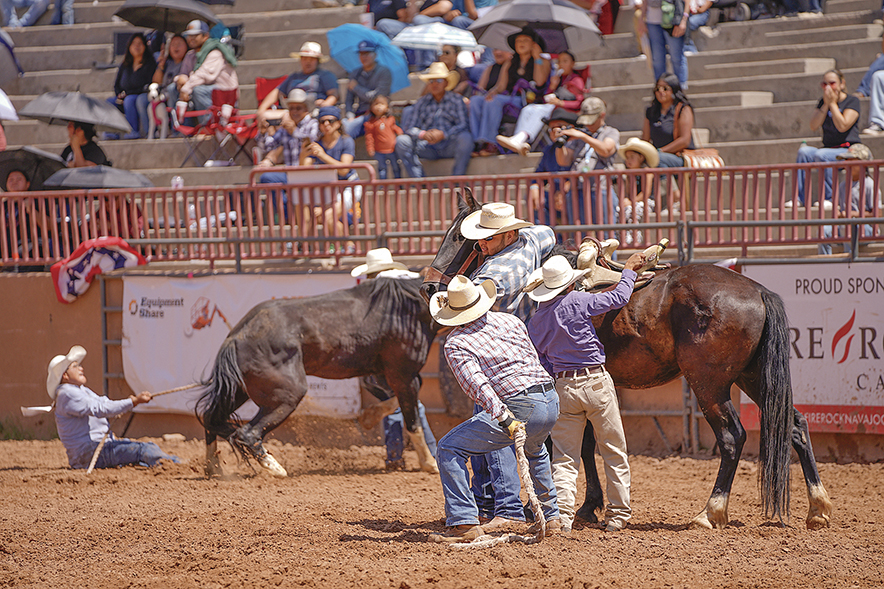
xmin=525 ymin=251 xmax=645 ymax=534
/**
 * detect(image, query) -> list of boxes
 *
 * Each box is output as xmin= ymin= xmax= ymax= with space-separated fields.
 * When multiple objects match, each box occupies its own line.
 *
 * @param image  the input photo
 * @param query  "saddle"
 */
xmin=575 ymin=237 xmax=670 ymax=293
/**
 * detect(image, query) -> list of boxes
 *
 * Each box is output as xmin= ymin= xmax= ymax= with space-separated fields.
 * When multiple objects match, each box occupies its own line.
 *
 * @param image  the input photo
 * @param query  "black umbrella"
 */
xmin=114 ymin=0 xmax=218 ymax=33
xmin=44 ymin=166 xmax=154 ymax=189
xmin=0 ymin=147 xmax=66 ymax=192
xmin=468 ymin=0 xmax=602 ymax=56
xmin=0 ymin=28 xmax=24 ymax=86
xmin=19 ymin=91 xmax=132 ymax=134
xmin=195 ymin=0 xmax=235 ymax=5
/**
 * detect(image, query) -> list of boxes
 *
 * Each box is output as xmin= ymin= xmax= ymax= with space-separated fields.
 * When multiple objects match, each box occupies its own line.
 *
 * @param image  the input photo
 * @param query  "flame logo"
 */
xmin=831 ymin=310 xmax=855 ymax=365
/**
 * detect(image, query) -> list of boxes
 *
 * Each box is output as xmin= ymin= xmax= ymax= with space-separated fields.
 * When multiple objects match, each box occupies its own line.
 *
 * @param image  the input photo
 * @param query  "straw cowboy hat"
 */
xmin=430 ymin=276 xmax=497 ymax=326
xmin=418 ymin=62 xmax=459 ymax=92
xmin=618 ymin=137 xmax=659 ymax=168
xmin=350 ymin=247 xmax=409 ymax=277
xmin=461 ymin=203 xmax=533 ymax=240
xmin=281 ymin=88 xmax=310 ymax=108
xmin=525 ymin=255 xmax=590 ymax=302
xmin=289 ymin=41 xmax=329 ymax=62
xmin=46 ymin=345 xmax=86 ymax=399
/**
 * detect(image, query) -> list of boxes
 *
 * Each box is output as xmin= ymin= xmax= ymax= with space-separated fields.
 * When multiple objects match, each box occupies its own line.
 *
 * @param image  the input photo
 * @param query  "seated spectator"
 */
xmin=2 ymin=0 xmax=48 ymax=28
xmin=153 ymin=34 xmax=189 ymax=97
xmin=497 ymin=50 xmax=586 ymax=156
xmin=50 ymin=0 xmax=72 ymax=25
xmin=794 ymin=69 xmax=859 ymax=207
xmin=472 ymin=48 xmax=512 ymax=97
xmin=62 ymin=122 xmax=110 ymax=168
xmin=364 ymin=95 xmax=403 ymax=179
xmin=255 ymin=89 xmax=321 ymax=221
xmin=854 ymin=37 xmax=884 ymax=98
xmin=395 ymin=62 xmax=473 ymax=178
xmin=469 ymin=26 xmax=551 ymax=156
xmin=526 ymin=108 xmax=583 ymax=227
xmin=819 ymin=144 xmax=881 ymax=255
xmin=301 ymin=106 xmax=360 ymax=254
xmin=162 ymin=36 xmax=198 ymax=114
xmin=617 ymin=137 xmax=659 ymax=245
xmin=862 ymin=67 xmax=884 ymax=136
xmin=416 ymin=0 xmax=474 ymax=29
xmin=558 ymin=97 xmax=620 ymax=224
xmin=641 ymin=73 xmax=694 ymax=168
xmin=683 ymin=0 xmax=713 ymax=54
xmin=420 ymin=45 xmax=470 ymax=97
xmin=343 ymin=40 xmax=393 ymax=138
xmin=178 ymin=20 xmax=240 ymax=125
xmin=106 ymin=33 xmax=157 ymax=140
xmin=258 ymin=42 xmax=339 ymax=127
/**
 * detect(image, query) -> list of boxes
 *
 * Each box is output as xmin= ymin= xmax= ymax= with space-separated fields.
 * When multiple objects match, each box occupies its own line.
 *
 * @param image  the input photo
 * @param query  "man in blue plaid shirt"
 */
xmin=429 ymin=276 xmax=560 ymax=542
xmin=395 ymin=62 xmax=473 ymax=178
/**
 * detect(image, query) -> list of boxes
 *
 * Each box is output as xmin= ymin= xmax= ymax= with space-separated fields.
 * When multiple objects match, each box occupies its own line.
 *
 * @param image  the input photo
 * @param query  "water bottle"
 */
xmin=171 ymin=175 xmax=184 ymax=190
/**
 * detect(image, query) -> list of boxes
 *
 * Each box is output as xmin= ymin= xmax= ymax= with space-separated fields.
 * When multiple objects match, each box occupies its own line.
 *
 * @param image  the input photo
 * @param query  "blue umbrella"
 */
xmin=326 ymin=24 xmax=410 ymax=95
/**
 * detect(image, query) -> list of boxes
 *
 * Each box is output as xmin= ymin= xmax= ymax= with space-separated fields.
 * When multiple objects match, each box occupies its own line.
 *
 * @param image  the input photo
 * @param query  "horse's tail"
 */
xmin=756 ymin=288 xmax=793 ymax=523
xmin=196 ymin=338 xmax=245 ymax=434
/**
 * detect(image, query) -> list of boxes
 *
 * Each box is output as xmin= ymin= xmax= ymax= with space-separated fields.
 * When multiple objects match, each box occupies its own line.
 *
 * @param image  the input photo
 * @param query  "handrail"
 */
xmin=248 ymin=162 xmax=377 ymax=185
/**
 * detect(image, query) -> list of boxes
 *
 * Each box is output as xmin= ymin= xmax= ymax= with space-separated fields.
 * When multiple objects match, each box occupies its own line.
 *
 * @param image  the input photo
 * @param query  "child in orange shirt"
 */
xmin=363 ymin=95 xmax=402 ymax=179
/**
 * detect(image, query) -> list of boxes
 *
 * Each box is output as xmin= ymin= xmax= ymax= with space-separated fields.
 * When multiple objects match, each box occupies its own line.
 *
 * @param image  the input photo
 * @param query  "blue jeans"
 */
xmin=343 ymin=114 xmax=367 ymax=139
xmin=657 ymin=150 xmax=684 ymax=168
xmin=437 ymin=386 xmax=560 ymax=527
xmin=796 ymin=144 xmax=848 ymax=205
xmin=383 ymin=403 xmax=437 ymax=464
xmin=857 ymin=54 xmax=884 ymax=96
xmin=50 ymin=0 xmax=72 ymax=24
xmin=374 ymin=152 xmax=401 ymax=179
xmin=107 ymin=94 xmax=148 ymax=138
xmin=259 ymin=171 xmax=291 ymax=220
xmin=867 ymin=70 xmax=884 ymax=128
xmin=2 ymin=0 xmax=49 ymax=27
xmin=470 ymin=93 xmax=522 ymax=145
xmin=683 ymin=11 xmax=709 ymax=53
xmin=91 ymin=439 xmax=180 ymax=469
xmin=647 ymin=23 xmax=688 ymax=87
xmin=469 ymin=403 xmax=525 ymax=521
xmin=191 ymin=84 xmax=218 ymax=125
xmin=395 ymin=131 xmax=473 ymax=177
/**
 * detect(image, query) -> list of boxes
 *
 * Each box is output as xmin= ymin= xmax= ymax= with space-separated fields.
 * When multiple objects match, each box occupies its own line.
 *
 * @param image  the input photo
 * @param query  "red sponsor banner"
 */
xmin=741 ymin=403 xmax=884 ymax=435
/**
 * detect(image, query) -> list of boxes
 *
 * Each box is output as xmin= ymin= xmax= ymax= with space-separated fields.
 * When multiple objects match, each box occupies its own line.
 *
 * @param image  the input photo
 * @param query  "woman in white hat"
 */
xmin=351 ymin=248 xmax=436 ymax=471
xmin=48 ymin=345 xmax=180 ymax=470
xmin=257 ymin=41 xmax=339 ymax=125
xmin=428 ymin=276 xmax=563 ymax=542
xmin=524 ymin=251 xmax=645 ymax=533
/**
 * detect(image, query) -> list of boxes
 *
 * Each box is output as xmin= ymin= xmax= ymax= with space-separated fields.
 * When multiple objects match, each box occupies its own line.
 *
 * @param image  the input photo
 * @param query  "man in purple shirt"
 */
xmin=525 ymin=252 xmax=644 ymax=533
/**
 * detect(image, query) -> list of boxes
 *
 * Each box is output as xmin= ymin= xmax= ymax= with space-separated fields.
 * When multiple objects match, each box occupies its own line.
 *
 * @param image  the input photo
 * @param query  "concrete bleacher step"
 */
xmin=15 ymin=44 xmax=113 ymax=73
xmin=686 ymin=91 xmax=774 ymax=108
xmin=759 ymin=23 xmax=883 ymax=47
xmin=698 ymin=58 xmax=836 ymax=82
xmin=696 ymin=101 xmax=816 ymax=143
xmin=687 ymin=37 xmax=880 ymax=70
xmin=582 ymin=56 xmax=654 ymax=89
xmin=826 ymin=0 xmax=882 ymax=13
xmin=711 ymin=134 xmax=884 ymax=166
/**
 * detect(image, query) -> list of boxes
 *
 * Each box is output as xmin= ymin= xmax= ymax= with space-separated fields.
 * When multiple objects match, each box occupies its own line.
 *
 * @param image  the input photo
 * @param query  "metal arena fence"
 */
xmin=2 ymin=160 xmax=883 ymax=270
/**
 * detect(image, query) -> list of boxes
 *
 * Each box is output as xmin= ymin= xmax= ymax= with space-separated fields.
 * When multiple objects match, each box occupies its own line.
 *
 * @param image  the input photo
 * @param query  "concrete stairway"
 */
xmin=2 ymin=0 xmax=883 ymax=181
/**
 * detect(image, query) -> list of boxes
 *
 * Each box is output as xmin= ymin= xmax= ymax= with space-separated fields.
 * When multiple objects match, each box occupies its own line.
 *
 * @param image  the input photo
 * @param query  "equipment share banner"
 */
xmin=742 ymin=263 xmax=884 ymax=434
xmin=122 ymin=273 xmax=359 ymax=419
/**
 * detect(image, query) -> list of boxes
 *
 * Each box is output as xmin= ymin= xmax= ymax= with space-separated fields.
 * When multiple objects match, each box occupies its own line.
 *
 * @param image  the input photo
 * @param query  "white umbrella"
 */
xmin=391 ymin=22 xmax=479 ymax=51
xmin=0 ymin=88 xmax=17 ymax=121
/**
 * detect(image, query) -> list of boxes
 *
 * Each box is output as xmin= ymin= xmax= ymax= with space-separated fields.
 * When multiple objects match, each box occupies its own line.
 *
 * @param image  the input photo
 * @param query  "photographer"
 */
xmin=555 ymin=97 xmax=620 ymax=224
xmin=527 ymin=108 xmax=584 ymax=228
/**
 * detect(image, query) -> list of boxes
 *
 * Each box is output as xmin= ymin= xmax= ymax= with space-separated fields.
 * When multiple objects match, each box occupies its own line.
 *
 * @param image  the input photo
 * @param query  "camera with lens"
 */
xmin=553 ymin=125 xmax=576 ymax=148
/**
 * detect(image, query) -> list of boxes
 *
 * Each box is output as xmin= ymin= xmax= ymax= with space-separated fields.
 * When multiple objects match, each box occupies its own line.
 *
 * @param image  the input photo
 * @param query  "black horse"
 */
xmin=196 ymin=277 xmax=439 ymax=476
xmin=421 ymin=190 xmax=832 ymax=529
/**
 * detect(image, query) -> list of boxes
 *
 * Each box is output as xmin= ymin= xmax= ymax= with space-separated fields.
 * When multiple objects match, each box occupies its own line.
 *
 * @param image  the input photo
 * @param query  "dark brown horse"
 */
xmin=196 ymin=277 xmax=438 ymax=476
xmin=421 ymin=190 xmax=832 ymax=529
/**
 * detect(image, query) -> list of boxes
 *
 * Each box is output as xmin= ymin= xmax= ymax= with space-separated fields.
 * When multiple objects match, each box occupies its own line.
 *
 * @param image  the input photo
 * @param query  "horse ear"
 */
xmin=459 ymin=187 xmax=478 ymax=212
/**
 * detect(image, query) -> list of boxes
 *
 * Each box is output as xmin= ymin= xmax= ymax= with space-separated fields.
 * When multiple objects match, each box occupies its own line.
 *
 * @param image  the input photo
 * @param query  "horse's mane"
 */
xmin=363 ymin=276 xmax=426 ymax=309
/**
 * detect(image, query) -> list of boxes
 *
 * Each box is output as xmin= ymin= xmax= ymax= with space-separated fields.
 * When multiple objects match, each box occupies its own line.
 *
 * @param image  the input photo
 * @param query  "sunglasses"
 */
xmin=319 ymin=118 xmax=337 ymax=124
xmin=482 ymin=234 xmax=499 ymax=242
xmin=820 ymin=81 xmax=839 ymax=88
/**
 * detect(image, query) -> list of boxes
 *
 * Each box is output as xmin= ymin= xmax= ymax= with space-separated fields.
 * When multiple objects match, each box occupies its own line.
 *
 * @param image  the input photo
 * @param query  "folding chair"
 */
xmin=236 ymin=75 xmax=288 ymax=164
xmin=172 ymin=88 xmax=239 ymax=166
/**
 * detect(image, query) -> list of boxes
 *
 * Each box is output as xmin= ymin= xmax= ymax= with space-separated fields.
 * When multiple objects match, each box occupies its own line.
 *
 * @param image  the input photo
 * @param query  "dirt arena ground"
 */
xmin=1 ymin=438 xmax=882 ymax=589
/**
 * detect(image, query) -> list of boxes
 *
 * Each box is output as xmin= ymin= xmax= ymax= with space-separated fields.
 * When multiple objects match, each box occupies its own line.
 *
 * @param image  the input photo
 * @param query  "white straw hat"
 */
xmin=618 ymin=137 xmax=660 ymax=168
xmin=460 ymin=203 xmax=533 ymax=241
xmin=46 ymin=345 xmax=86 ymax=399
xmin=289 ymin=41 xmax=329 ymax=62
xmin=350 ymin=247 xmax=409 ymax=277
xmin=417 ymin=62 xmax=459 ymax=92
xmin=430 ymin=276 xmax=497 ymax=326
xmin=525 ymin=255 xmax=590 ymax=302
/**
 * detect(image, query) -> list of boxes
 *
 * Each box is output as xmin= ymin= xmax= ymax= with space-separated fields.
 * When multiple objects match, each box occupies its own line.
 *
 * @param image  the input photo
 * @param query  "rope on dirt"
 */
xmin=450 ymin=425 xmax=545 ymax=549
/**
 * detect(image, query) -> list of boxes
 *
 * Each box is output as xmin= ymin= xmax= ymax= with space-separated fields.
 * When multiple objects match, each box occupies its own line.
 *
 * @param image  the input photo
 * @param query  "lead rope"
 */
xmin=450 ymin=425 xmax=546 ymax=549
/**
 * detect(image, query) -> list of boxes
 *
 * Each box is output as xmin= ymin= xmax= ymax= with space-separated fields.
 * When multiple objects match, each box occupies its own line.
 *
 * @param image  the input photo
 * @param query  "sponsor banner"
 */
xmin=122 ymin=274 xmax=359 ymax=419
xmin=741 ymin=264 xmax=884 ymax=433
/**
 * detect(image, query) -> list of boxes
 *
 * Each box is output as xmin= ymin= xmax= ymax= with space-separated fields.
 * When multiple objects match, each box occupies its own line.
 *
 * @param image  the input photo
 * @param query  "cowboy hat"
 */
xmin=46 ymin=345 xmax=86 ymax=399
xmin=430 ymin=276 xmax=497 ymax=326
xmin=461 ymin=203 xmax=533 ymax=241
xmin=418 ymin=62 xmax=459 ymax=92
xmin=289 ymin=41 xmax=329 ymax=62
xmin=525 ymin=255 xmax=590 ymax=302
xmin=506 ymin=26 xmax=546 ymax=53
xmin=350 ymin=247 xmax=409 ymax=277
xmin=618 ymin=137 xmax=660 ymax=168
xmin=281 ymin=88 xmax=311 ymax=108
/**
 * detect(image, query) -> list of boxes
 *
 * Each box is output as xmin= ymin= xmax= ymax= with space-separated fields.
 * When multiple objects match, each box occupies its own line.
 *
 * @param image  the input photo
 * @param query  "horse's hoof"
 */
xmin=258 ymin=453 xmax=288 ymax=477
xmin=688 ymin=513 xmax=714 ymax=530
xmin=575 ymin=505 xmax=600 ymax=524
xmin=806 ymin=513 xmax=831 ymax=530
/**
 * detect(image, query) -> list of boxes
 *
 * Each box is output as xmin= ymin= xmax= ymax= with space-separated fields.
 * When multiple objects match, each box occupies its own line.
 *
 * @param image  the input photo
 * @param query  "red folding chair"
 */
xmin=228 ymin=75 xmax=289 ymax=164
xmin=172 ymin=88 xmax=240 ymax=166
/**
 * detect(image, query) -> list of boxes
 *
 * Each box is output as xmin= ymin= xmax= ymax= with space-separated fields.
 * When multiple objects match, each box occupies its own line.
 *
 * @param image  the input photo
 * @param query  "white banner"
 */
xmin=741 ymin=264 xmax=884 ymax=434
xmin=122 ymin=273 xmax=360 ymax=420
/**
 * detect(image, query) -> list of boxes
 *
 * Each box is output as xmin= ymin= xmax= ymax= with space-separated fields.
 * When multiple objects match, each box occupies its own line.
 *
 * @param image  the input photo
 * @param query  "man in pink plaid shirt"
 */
xmin=428 ymin=276 xmax=562 ymax=543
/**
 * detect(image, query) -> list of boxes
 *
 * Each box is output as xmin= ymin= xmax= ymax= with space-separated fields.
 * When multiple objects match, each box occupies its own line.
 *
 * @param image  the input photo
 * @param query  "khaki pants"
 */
xmin=550 ymin=368 xmax=631 ymax=529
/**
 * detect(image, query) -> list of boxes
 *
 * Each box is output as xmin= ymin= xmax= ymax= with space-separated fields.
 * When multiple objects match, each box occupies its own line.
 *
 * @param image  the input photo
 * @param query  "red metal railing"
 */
xmin=2 ymin=160 xmax=882 ymax=269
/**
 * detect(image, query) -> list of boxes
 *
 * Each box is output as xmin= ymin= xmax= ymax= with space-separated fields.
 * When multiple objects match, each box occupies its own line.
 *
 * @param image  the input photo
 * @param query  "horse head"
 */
xmin=420 ymin=187 xmax=483 ymax=303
